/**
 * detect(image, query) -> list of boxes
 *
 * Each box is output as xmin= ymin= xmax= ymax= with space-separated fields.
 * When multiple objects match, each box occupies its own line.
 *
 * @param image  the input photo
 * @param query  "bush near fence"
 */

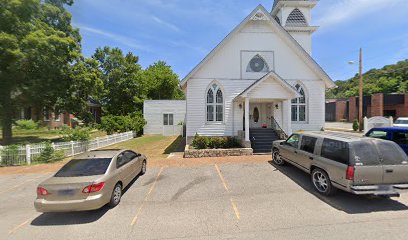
xmin=0 ymin=131 xmax=135 ymax=167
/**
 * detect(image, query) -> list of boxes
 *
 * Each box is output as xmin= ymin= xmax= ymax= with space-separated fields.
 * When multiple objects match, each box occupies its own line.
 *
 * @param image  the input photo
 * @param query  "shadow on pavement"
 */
xmin=268 ymin=161 xmax=408 ymax=214
xmin=31 ymin=175 xmax=141 ymax=226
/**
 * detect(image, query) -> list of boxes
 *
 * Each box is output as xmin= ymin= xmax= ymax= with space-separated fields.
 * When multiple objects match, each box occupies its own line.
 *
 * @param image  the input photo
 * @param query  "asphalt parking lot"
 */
xmin=2 ymin=161 xmax=408 ymax=240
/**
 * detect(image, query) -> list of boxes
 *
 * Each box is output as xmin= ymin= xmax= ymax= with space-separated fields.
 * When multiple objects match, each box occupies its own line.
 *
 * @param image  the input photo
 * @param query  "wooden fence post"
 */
xmin=26 ymin=145 xmax=31 ymax=165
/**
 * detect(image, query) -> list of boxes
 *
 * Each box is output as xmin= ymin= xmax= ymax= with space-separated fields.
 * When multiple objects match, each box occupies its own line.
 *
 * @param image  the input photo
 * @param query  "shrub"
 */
xmin=99 ymin=113 xmax=146 ymax=135
xmin=34 ymin=142 xmax=65 ymax=163
xmin=61 ymin=127 xmax=91 ymax=142
xmin=352 ymin=119 xmax=359 ymax=132
xmin=15 ymin=120 xmax=39 ymax=130
xmin=191 ymin=134 xmax=241 ymax=149
xmin=191 ymin=134 xmax=209 ymax=149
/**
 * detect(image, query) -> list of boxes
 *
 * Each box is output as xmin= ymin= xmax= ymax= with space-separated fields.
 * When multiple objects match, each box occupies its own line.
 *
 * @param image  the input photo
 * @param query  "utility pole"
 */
xmin=358 ymin=48 xmax=363 ymax=132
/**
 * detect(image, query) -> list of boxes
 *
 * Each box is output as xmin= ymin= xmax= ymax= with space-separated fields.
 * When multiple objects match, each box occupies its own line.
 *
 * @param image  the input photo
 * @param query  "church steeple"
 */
xmin=271 ymin=0 xmax=319 ymax=55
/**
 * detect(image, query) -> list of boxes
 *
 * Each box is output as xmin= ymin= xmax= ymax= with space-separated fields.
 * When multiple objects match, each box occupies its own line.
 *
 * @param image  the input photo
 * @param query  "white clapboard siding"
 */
xmin=143 ymin=100 xmax=186 ymax=136
xmin=186 ymin=79 xmax=255 ymax=137
xmin=185 ymin=17 xmax=327 ymax=138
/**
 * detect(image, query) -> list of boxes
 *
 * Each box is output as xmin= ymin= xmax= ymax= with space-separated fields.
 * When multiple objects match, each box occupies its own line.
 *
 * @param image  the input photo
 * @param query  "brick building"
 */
xmin=326 ymin=93 xmax=408 ymax=122
xmin=18 ymin=99 xmax=102 ymax=129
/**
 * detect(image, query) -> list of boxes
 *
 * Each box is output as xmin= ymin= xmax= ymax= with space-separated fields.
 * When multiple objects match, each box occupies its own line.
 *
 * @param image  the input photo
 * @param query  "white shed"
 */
xmin=143 ymin=100 xmax=186 ymax=136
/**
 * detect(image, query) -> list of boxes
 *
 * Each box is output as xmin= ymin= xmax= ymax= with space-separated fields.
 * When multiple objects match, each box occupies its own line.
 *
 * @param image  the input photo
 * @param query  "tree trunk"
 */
xmin=0 ymin=89 xmax=13 ymax=145
xmin=1 ymin=117 xmax=12 ymax=145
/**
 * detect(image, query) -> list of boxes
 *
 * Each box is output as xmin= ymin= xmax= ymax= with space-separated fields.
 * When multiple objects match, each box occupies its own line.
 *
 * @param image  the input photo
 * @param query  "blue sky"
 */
xmin=68 ymin=0 xmax=408 ymax=81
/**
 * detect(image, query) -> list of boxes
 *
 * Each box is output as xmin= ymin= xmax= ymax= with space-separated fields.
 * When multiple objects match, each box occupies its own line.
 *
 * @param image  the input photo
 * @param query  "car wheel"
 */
xmin=272 ymin=149 xmax=285 ymax=166
xmin=311 ymin=168 xmax=336 ymax=196
xmin=140 ymin=160 xmax=147 ymax=175
xmin=108 ymin=183 xmax=122 ymax=208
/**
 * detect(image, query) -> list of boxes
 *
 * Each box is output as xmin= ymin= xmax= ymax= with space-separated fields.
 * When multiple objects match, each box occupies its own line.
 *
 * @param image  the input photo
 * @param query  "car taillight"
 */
xmin=82 ymin=182 xmax=105 ymax=193
xmin=37 ymin=187 xmax=49 ymax=196
xmin=346 ymin=166 xmax=354 ymax=180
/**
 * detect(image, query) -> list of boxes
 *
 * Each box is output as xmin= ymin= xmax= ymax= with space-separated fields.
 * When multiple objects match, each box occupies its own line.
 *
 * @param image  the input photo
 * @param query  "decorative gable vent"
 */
xmin=251 ymin=10 xmax=268 ymax=21
xmin=286 ymin=8 xmax=308 ymax=26
xmin=246 ymin=55 xmax=269 ymax=73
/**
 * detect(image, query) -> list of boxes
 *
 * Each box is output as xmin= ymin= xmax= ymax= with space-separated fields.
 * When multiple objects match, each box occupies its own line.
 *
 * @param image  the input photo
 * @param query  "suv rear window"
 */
xmin=350 ymin=141 xmax=381 ymax=166
xmin=55 ymin=158 xmax=112 ymax=177
xmin=321 ymin=139 xmax=349 ymax=164
xmin=375 ymin=141 xmax=408 ymax=165
xmin=300 ymin=136 xmax=317 ymax=154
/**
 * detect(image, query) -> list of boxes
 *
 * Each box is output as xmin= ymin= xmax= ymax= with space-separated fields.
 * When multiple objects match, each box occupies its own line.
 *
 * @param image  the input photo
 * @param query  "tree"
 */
xmin=143 ymin=61 xmax=184 ymax=100
xmin=327 ymin=60 xmax=408 ymax=99
xmin=59 ymin=56 xmax=104 ymax=123
xmin=0 ymin=0 xmax=80 ymax=144
xmin=92 ymin=47 xmax=145 ymax=116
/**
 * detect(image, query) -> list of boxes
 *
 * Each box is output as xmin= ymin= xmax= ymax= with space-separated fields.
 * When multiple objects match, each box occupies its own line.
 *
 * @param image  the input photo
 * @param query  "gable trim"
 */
xmin=180 ymin=4 xmax=335 ymax=89
xmin=237 ymin=71 xmax=300 ymax=98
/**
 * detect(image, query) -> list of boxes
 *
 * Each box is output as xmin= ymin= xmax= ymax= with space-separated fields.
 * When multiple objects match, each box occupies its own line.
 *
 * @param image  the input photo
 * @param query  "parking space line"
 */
xmin=8 ymin=214 xmax=38 ymax=235
xmin=131 ymin=167 xmax=164 ymax=226
xmin=0 ymin=174 xmax=46 ymax=195
xmin=214 ymin=164 xmax=240 ymax=220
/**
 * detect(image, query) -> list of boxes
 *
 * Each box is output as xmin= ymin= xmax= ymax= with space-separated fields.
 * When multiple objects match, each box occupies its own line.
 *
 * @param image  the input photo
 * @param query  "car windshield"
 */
xmin=55 ymin=158 xmax=112 ymax=177
xmin=395 ymin=120 xmax=408 ymax=124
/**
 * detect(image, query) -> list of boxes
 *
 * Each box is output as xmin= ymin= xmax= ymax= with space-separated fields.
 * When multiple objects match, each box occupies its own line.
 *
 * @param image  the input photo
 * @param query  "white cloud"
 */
xmin=76 ymin=24 xmax=150 ymax=52
xmin=315 ymin=0 xmax=405 ymax=28
xmin=151 ymin=16 xmax=181 ymax=32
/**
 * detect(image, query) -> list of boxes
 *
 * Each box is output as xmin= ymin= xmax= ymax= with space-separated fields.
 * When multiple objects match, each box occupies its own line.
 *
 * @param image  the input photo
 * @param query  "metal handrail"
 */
xmin=271 ymin=116 xmax=288 ymax=139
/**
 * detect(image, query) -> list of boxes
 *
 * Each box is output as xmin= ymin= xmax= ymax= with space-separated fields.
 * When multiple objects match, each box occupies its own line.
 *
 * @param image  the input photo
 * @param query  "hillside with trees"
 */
xmin=326 ymin=60 xmax=408 ymax=99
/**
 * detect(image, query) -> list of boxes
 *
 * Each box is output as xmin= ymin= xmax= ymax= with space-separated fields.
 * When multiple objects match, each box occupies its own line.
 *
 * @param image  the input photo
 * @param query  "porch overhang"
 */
xmin=234 ymin=71 xmax=300 ymax=102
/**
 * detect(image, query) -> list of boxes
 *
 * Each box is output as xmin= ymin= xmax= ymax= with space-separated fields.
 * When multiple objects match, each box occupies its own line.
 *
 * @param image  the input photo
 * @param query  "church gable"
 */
xmin=181 ymin=4 xmax=334 ymax=88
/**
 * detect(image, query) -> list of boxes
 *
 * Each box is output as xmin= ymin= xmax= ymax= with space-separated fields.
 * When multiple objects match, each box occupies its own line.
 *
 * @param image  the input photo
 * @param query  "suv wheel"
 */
xmin=311 ymin=168 xmax=336 ymax=196
xmin=272 ymin=149 xmax=285 ymax=166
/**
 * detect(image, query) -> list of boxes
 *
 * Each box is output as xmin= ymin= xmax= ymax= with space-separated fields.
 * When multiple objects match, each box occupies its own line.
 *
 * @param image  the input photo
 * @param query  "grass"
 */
xmin=104 ymin=135 xmax=184 ymax=160
xmin=0 ymin=128 xmax=107 ymax=145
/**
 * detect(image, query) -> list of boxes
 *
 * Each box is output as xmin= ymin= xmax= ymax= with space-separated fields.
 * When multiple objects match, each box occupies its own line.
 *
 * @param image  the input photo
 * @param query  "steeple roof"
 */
xmin=272 ymin=0 xmax=317 ymax=11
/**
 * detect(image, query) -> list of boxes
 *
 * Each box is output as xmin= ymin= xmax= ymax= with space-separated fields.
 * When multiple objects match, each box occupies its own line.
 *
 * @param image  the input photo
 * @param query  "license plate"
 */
xmin=58 ymin=189 xmax=75 ymax=196
xmin=378 ymin=185 xmax=392 ymax=191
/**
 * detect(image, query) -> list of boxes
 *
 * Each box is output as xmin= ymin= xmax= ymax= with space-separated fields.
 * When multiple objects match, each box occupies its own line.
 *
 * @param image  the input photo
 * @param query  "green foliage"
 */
xmin=92 ymin=47 xmax=144 ymax=116
xmin=60 ymin=127 xmax=91 ymax=142
xmin=191 ymin=134 xmax=242 ymax=149
xmin=327 ymin=60 xmax=408 ymax=99
xmin=99 ymin=113 xmax=146 ymax=135
xmin=0 ymin=145 xmax=20 ymax=166
xmin=0 ymin=0 xmax=81 ymax=144
xmin=352 ymin=119 xmax=359 ymax=132
xmin=34 ymin=142 xmax=64 ymax=163
xmin=15 ymin=120 xmax=39 ymax=130
xmin=143 ymin=61 xmax=184 ymax=100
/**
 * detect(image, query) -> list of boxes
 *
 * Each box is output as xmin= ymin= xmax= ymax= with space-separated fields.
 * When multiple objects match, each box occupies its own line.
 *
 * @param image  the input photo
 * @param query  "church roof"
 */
xmin=180 ymin=4 xmax=335 ymax=89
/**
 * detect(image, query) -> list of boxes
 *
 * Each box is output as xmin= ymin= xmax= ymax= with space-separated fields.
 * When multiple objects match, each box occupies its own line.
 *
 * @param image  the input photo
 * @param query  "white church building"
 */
xmin=144 ymin=0 xmax=336 ymax=153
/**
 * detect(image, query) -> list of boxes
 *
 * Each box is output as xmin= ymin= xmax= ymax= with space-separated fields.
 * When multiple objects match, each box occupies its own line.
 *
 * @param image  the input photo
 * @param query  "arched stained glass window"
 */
xmin=291 ymin=84 xmax=307 ymax=122
xmin=206 ymin=84 xmax=223 ymax=122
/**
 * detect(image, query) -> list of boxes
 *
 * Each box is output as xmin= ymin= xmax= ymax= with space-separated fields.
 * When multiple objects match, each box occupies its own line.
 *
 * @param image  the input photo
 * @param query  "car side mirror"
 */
xmin=137 ymin=153 xmax=142 ymax=157
xmin=280 ymin=142 xmax=285 ymax=146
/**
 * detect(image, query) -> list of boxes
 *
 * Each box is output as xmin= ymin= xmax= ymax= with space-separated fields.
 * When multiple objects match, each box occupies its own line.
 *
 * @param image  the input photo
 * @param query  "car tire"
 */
xmin=108 ymin=183 xmax=122 ymax=208
xmin=311 ymin=168 xmax=336 ymax=196
xmin=272 ymin=149 xmax=285 ymax=166
xmin=139 ymin=160 xmax=147 ymax=176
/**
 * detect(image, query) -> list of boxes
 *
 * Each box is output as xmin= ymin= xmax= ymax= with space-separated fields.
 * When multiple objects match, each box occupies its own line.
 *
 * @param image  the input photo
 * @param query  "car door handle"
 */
xmin=386 ymin=169 xmax=394 ymax=173
xmin=309 ymin=157 xmax=314 ymax=160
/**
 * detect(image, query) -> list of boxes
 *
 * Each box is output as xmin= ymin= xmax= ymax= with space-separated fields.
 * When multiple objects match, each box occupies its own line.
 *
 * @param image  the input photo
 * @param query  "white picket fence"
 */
xmin=0 ymin=131 xmax=135 ymax=166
